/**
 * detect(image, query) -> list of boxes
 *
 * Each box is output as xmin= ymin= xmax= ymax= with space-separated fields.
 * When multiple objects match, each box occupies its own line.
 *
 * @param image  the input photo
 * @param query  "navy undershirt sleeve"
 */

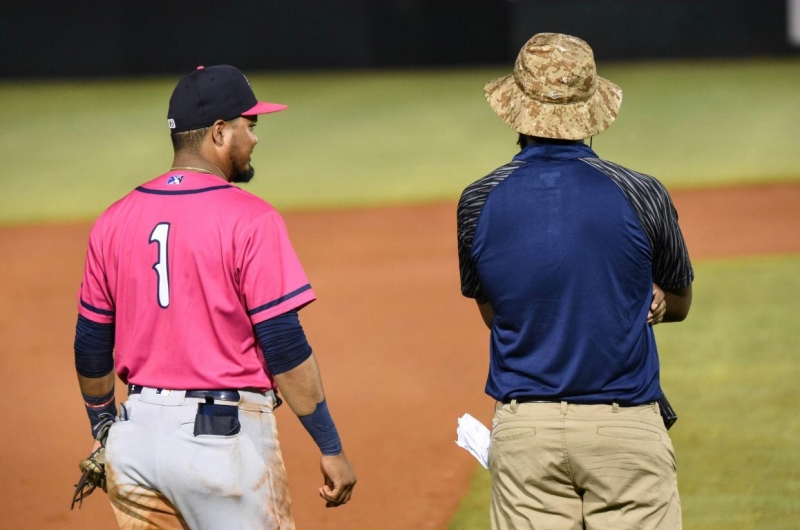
xmin=74 ymin=314 xmax=115 ymax=378
xmin=254 ymin=310 xmax=313 ymax=375
xmin=255 ymin=312 xmax=341 ymax=454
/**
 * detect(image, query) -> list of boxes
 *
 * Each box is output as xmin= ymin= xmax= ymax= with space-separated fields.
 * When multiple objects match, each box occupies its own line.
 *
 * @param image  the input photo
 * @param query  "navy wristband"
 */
xmin=83 ymin=388 xmax=116 ymax=438
xmin=298 ymin=399 xmax=342 ymax=456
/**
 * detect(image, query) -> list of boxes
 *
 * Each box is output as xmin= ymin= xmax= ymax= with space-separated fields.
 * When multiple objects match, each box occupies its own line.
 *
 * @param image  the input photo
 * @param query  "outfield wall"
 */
xmin=1 ymin=0 xmax=797 ymax=79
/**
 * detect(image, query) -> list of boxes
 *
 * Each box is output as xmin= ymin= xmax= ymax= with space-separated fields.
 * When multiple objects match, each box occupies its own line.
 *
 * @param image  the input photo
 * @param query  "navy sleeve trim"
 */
xmin=80 ymin=298 xmax=115 ymax=317
xmin=248 ymin=284 xmax=312 ymax=316
xmin=254 ymin=310 xmax=313 ymax=375
xmin=135 ymin=185 xmax=232 ymax=195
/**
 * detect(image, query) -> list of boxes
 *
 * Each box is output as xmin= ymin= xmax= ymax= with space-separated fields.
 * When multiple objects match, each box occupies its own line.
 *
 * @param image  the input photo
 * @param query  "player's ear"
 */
xmin=210 ymin=119 xmax=228 ymax=147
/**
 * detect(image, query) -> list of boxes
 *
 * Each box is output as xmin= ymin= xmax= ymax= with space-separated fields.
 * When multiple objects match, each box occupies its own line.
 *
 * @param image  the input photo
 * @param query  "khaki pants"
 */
xmin=490 ymin=401 xmax=681 ymax=530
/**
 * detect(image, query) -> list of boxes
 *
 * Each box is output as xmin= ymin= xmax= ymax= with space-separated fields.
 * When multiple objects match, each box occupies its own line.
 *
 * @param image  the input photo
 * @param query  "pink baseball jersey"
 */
xmin=77 ymin=171 xmax=316 ymax=391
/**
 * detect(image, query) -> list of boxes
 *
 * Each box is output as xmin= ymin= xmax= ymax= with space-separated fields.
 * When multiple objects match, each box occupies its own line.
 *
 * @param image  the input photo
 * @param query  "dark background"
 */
xmin=1 ymin=0 xmax=797 ymax=79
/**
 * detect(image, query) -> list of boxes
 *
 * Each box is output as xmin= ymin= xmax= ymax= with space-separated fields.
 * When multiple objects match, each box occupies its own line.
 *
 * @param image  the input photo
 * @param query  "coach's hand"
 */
xmin=648 ymin=283 xmax=666 ymax=325
xmin=319 ymin=452 xmax=356 ymax=507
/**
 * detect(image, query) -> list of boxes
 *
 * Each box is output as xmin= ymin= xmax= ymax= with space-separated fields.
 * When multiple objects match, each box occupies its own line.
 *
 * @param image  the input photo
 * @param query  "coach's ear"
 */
xmin=210 ymin=119 xmax=228 ymax=147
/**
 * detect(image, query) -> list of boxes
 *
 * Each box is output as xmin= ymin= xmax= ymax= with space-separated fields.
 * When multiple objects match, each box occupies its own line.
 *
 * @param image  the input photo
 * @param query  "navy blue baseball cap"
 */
xmin=167 ymin=65 xmax=287 ymax=133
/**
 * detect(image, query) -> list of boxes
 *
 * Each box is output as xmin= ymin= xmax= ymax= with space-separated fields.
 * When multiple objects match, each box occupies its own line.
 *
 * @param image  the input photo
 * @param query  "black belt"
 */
xmin=128 ymin=384 xmax=240 ymax=402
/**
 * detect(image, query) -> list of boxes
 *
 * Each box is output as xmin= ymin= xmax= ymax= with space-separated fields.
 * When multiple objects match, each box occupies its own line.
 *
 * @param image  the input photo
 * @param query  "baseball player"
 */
xmin=73 ymin=65 xmax=356 ymax=529
xmin=457 ymin=34 xmax=693 ymax=529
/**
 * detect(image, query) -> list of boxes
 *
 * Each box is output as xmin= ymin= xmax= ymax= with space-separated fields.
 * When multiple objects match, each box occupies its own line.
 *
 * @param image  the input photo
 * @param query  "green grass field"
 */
xmin=1 ymin=58 xmax=799 ymax=224
xmin=450 ymin=255 xmax=800 ymax=530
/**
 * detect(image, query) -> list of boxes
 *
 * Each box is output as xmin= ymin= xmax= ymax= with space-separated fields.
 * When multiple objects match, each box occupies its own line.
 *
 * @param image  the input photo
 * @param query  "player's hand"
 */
xmin=318 ymin=452 xmax=356 ymax=508
xmin=648 ymin=283 xmax=666 ymax=325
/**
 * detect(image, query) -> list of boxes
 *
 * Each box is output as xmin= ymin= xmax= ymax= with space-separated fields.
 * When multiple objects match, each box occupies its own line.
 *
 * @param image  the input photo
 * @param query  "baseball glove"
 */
xmin=71 ymin=413 xmax=115 ymax=509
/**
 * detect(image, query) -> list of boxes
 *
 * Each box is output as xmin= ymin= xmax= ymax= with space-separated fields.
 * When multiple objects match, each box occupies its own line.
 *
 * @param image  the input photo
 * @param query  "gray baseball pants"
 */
xmin=105 ymin=387 xmax=294 ymax=530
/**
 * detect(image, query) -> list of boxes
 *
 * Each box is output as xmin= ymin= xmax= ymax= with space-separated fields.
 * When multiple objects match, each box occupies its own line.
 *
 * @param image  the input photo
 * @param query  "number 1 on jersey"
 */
xmin=149 ymin=223 xmax=171 ymax=308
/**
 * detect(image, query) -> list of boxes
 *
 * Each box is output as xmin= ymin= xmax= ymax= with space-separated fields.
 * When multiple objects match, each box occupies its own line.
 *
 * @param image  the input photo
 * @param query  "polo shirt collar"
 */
xmin=512 ymin=142 xmax=598 ymax=162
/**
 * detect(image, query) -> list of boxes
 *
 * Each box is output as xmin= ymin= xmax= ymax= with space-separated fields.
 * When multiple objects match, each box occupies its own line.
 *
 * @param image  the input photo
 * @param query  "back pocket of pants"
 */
xmin=597 ymin=426 xmax=660 ymax=441
xmin=193 ymin=404 xmax=241 ymax=436
xmin=492 ymin=425 xmax=536 ymax=443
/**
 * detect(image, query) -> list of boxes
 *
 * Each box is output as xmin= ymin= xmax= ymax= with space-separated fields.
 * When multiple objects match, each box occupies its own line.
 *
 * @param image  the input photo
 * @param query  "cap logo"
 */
xmin=167 ymin=119 xmax=176 ymax=129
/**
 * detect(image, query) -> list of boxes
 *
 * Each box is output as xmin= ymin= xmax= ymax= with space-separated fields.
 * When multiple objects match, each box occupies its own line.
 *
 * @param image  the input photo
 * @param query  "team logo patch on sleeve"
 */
xmin=167 ymin=175 xmax=184 ymax=185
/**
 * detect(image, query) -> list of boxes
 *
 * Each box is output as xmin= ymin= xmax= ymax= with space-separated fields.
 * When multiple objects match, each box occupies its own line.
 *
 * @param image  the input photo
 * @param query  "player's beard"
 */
xmin=229 ymin=135 xmax=256 ymax=183
xmin=229 ymin=146 xmax=255 ymax=183
xmin=231 ymin=165 xmax=255 ymax=184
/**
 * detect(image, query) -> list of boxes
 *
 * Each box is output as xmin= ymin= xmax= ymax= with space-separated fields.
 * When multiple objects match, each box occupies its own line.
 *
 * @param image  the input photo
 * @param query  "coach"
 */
xmin=457 ymin=33 xmax=693 ymax=530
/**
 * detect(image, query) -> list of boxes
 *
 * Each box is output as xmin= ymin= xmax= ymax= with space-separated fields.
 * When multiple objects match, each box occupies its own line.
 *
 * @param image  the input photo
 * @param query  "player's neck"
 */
xmin=170 ymin=155 xmax=227 ymax=181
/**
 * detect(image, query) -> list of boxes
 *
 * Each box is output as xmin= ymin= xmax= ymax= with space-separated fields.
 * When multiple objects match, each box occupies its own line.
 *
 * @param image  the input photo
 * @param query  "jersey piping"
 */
xmin=248 ymin=284 xmax=313 ymax=316
xmin=135 ymin=184 xmax=233 ymax=195
xmin=80 ymin=299 xmax=115 ymax=316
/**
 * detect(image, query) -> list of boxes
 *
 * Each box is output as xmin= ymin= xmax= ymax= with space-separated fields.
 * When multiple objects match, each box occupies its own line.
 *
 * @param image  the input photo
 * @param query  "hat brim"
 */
xmin=484 ymin=73 xmax=622 ymax=140
xmin=242 ymin=101 xmax=288 ymax=116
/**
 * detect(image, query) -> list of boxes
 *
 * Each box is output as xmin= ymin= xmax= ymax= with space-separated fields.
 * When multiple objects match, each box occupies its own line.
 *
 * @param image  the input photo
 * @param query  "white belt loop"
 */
xmin=510 ymin=399 xmax=519 ymax=413
xmin=560 ymin=401 xmax=568 ymax=415
xmin=612 ymin=402 xmax=620 ymax=413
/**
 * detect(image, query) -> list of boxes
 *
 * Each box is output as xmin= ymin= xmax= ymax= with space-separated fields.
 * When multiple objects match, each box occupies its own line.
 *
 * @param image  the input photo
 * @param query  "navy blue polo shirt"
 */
xmin=457 ymin=142 xmax=693 ymax=405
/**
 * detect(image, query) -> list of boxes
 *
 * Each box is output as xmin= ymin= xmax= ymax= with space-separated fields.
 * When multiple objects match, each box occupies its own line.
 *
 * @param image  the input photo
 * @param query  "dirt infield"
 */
xmin=1 ymin=182 xmax=798 ymax=530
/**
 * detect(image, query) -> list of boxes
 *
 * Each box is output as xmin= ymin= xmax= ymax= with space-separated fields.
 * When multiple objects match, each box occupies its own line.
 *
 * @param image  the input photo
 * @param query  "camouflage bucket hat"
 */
xmin=485 ymin=33 xmax=623 ymax=140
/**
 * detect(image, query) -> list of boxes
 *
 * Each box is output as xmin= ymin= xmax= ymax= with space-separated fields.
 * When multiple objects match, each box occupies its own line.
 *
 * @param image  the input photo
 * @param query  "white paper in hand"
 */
xmin=455 ymin=413 xmax=491 ymax=470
